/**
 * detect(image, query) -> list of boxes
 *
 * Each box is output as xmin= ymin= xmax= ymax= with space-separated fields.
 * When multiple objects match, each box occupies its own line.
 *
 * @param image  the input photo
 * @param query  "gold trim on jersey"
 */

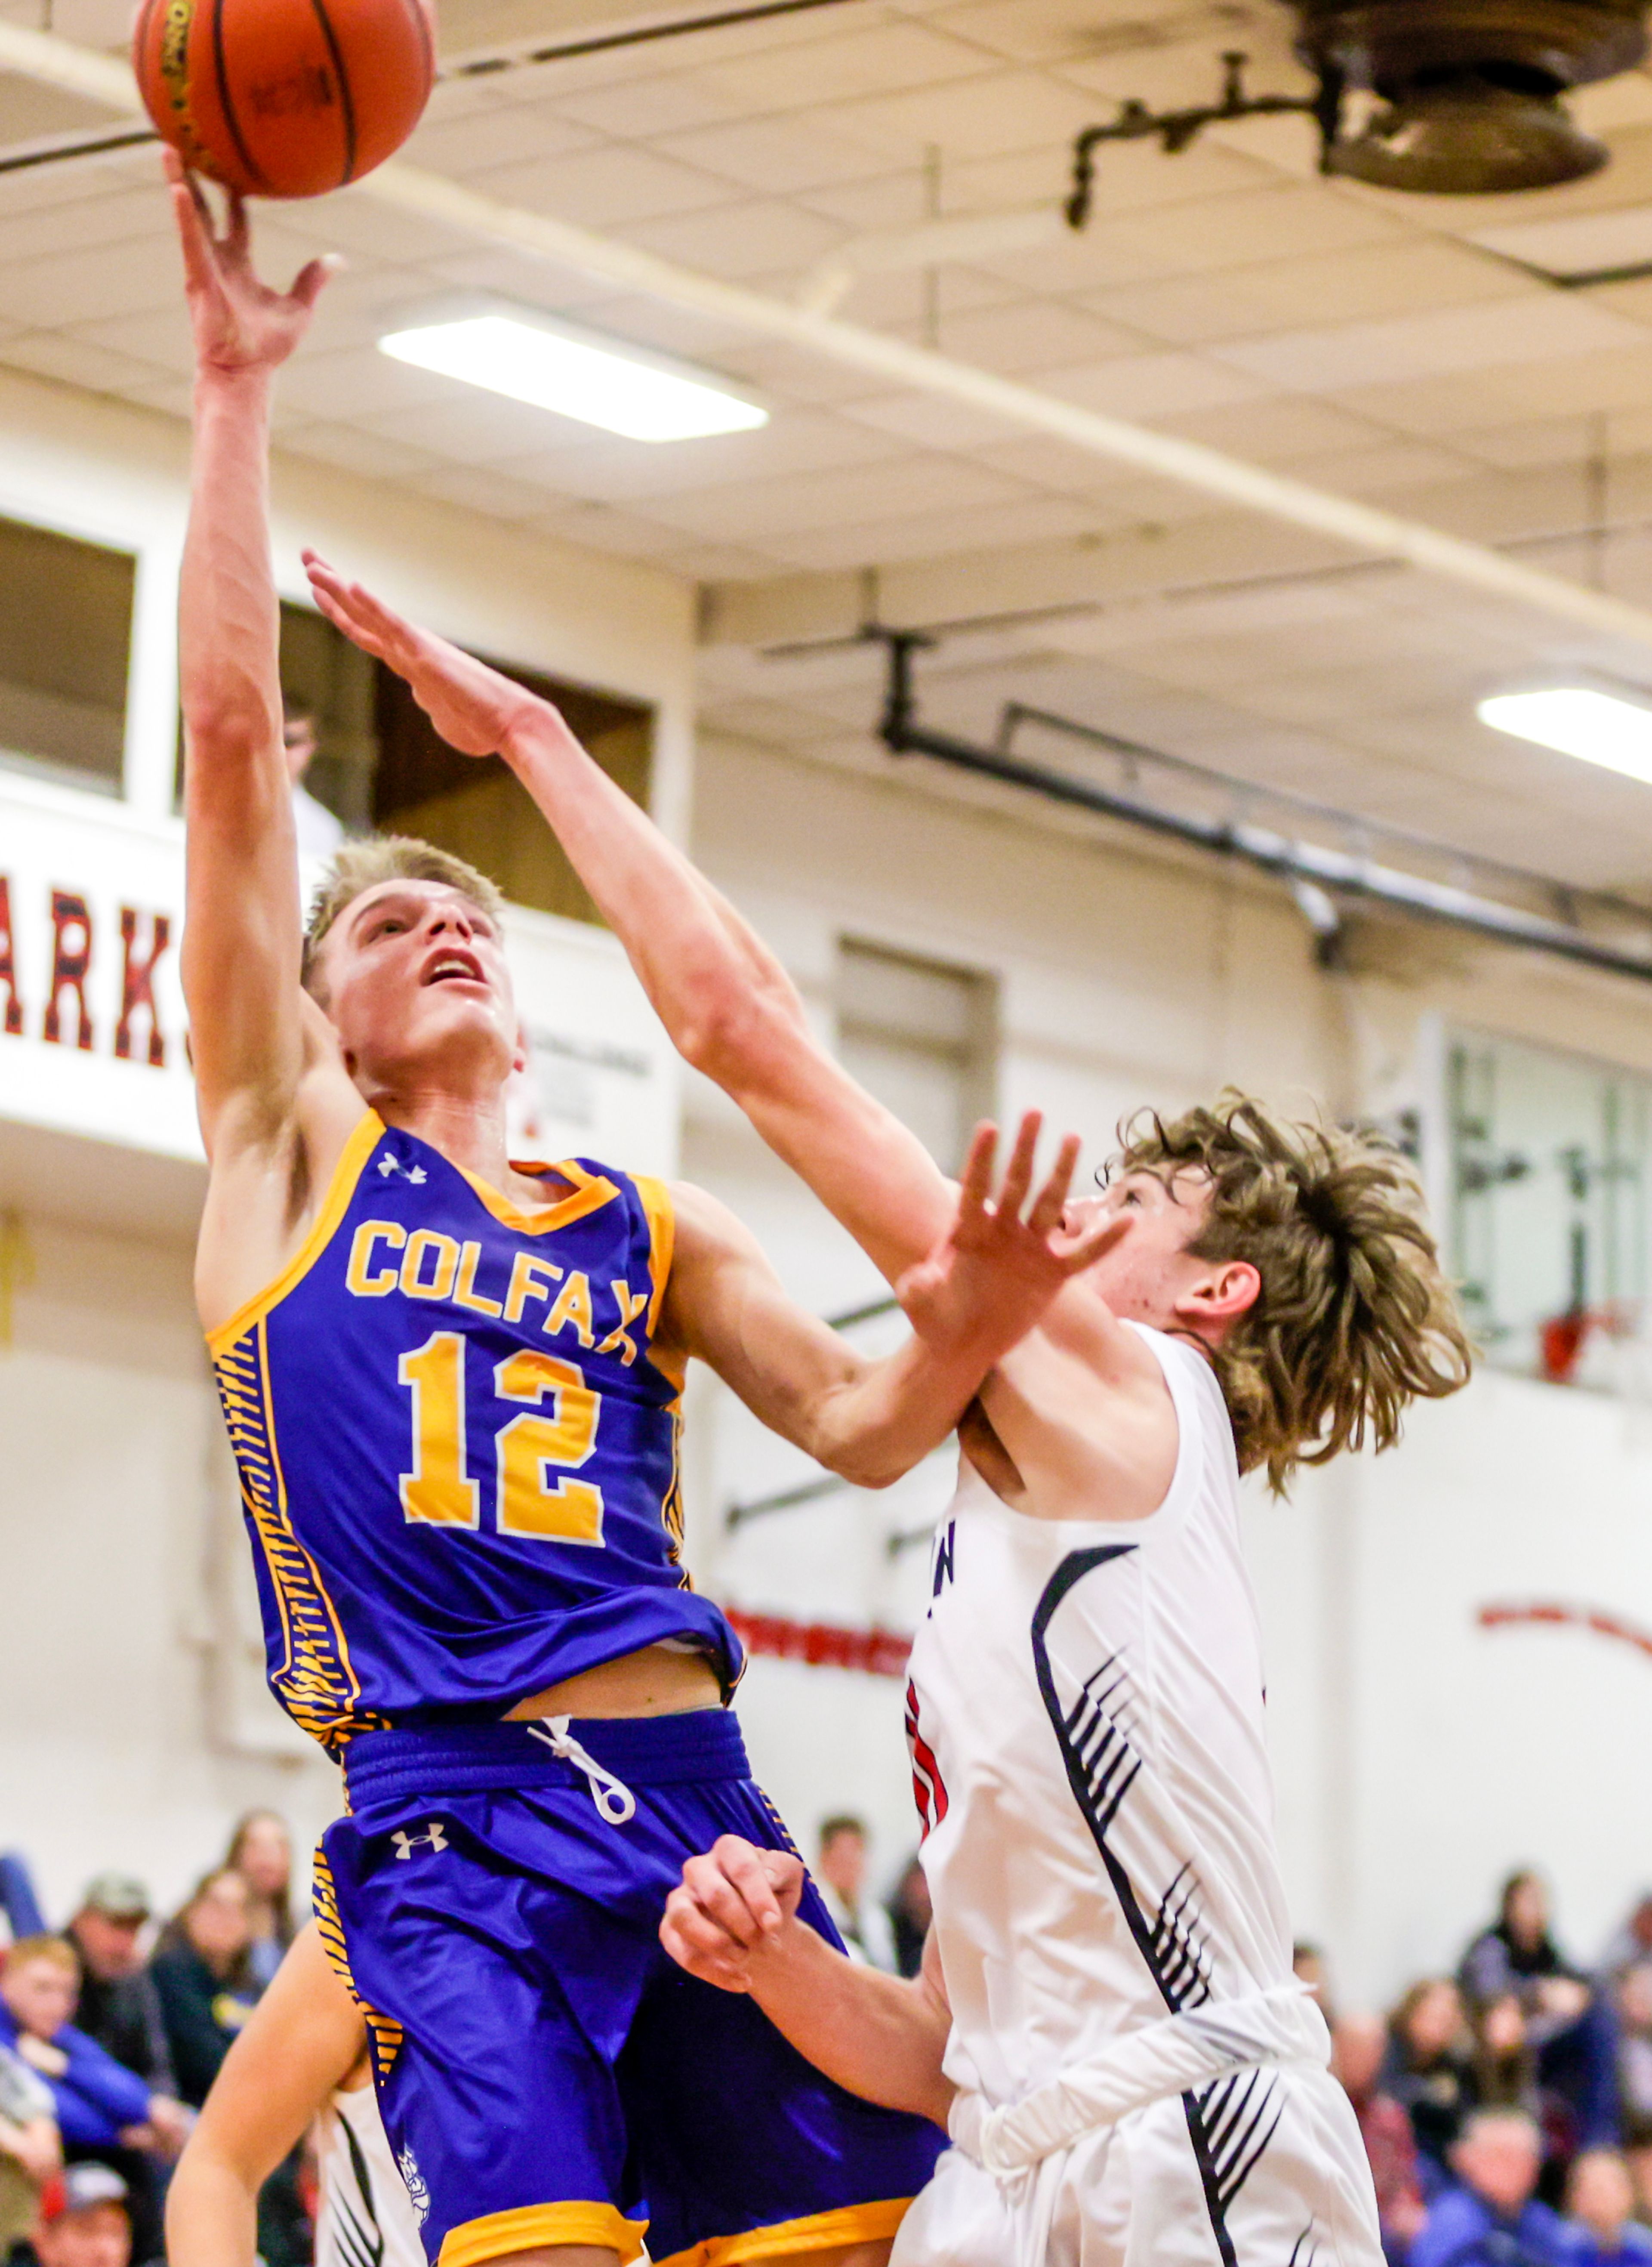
xmin=214 ymin=1316 xmax=380 ymax=1749
xmin=205 ymin=1111 xmax=383 ymax=1359
xmin=652 ymin=2198 xmax=914 ymax=2267
xmin=458 ymin=1155 xmax=620 ymax=1238
xmin=632 ymin=1172 xmax=685 ymax=1391
xmin=439 ymin=2202 xmax=647 ymax=2267
xmin=313 ymin=1849 xmax=404 ymax=2078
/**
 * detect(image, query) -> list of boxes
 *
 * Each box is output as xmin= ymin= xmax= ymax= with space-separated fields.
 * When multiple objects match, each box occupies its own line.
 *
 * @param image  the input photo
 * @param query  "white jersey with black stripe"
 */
xmin=316 ymin=2080 xmax=425 ymax=2267
xmin=898 ymin=1322 xmax=1381 ymax=2267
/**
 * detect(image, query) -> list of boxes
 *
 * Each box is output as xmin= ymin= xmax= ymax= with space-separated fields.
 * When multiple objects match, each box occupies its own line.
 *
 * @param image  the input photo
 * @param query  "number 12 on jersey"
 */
xmin=398 ymin=1331 xmax=605 ymax=1545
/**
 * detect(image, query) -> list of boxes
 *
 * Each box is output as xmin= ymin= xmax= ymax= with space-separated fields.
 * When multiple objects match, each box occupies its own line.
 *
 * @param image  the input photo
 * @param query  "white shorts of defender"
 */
xmin=891 ymin=2063 xmax=1384 ymax=2267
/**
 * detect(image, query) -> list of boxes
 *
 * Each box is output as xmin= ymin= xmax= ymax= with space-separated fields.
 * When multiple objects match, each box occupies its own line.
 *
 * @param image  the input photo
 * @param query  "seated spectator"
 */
xmin=1566 ymin=2149 xmax=1652 ymax=2267
xmin=1335 ymin=2010 xmax=1427 ymax=2260
xmin=0 ymin=1942 xmax=182 ymax=2165
xmin=1388 ymin=1979 xmax=1477 ymax=2187
xmin=886 ymin=1857 xmax=931 ymax=1983
xmin=64 ymin=1885 xmax=174 ymax=2102
xmin=0 ymin=2037 xmax=58 ymax=2261
xmin=1615 ymin=1969 xmax=1652 ymax=2149
xmin=1411 ymin=2108 xmax=1571 ymax=2267
xmin=34 ymin=2163 xmax=133 ymax=2267
xmin=222 ymin=1818 xmax=293 ymax=1995
xmin=148 ymin=1874 xmax=257 ymax=2109
xmin=1463 ymin=1875 xmax=1618 ymax=2159
xmin=814 ymin=1818 xmax=895 ymax=1973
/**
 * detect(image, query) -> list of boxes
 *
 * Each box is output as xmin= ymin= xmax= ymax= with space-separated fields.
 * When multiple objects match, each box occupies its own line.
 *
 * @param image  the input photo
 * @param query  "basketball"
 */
xmin=133 ymin=0 xmax=435 ymax=199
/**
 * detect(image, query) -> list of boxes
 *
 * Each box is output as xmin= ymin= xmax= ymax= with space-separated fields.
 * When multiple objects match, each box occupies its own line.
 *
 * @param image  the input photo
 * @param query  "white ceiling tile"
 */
xmin=620 ymin=196 xmax=843 ymax=278
xmin=405 ymin=99 xmax=601 ymax=174
xmin=752 ymin=491 xmax=1102 ymax=572
xmin=549 ymin=74 xmax=743 ymax=141
xmin=838 ymin=390 xmax=1026 ymax=450
xmin=0 ymin=329 xmax=163 ymax=395
xmin=470 ymin=142 xmax=733 ymax=226
xmin=829 ymin=68 xmax=1105 ymax=165
xmin=407 ymin=463 xmax=557 ymax=521
xmin=1216 ymin=293 xmax=1645 ymax=393
xmin=1151 ymin=395 xmax=1384 ymax=463
xmin=690 ymin=21 xmax=989 ymax=112
xmin=1038 ymin=349 xmax=1270 ymax=420
xmin=0 ymin=230 xmax=181 ymax=328
xmin=654 ymin=115 xmax=894 ymax=196
xmin=1285 ymin=439 xmax=1486 ymax=497
xmin=278 ymin=423 xmax=443 ymax=483
xmin=647 ymin=452 xmax=1036 ymax=543
xmin=934 ymin=297 xmax=1146 ymax=372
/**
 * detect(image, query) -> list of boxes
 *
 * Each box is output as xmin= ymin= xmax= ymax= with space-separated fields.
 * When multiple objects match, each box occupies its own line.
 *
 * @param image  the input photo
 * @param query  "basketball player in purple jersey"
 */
xmin=168 ymin=159 xmax=1119 ymax=2267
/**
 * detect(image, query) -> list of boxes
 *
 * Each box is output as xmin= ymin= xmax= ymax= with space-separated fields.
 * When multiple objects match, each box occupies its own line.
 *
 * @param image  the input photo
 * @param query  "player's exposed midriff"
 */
xmin=506 ymin=1643 xmax=724 ymax=1723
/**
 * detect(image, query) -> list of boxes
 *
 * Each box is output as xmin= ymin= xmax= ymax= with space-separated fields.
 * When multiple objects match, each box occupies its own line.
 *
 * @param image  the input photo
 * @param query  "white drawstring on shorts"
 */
xmin=526 ymin=1716 xmax=638 ymax=1824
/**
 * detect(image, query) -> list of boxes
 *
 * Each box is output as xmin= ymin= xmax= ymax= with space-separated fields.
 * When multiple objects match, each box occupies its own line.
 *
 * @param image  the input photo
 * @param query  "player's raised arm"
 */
xmin=660 ymin=1117 xmax=1123 ymax=1488
xmin=173 ymin=156 xmax=335 ymax=1157
xmin=302 ymin=556 xmax=957 ymax=1285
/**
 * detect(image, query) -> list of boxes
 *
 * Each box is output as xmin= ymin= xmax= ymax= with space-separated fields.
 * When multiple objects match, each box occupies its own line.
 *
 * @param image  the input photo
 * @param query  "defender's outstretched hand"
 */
xmin=166 ymin=150 xmax=336 ymax=375
xmin=895 ymin=1113 xmax=1124 ymax=1372
xmin=660 ymin=1835 xmax=806 ymax=1994
xmin=304 ymin=552 xmax=547 ymax=757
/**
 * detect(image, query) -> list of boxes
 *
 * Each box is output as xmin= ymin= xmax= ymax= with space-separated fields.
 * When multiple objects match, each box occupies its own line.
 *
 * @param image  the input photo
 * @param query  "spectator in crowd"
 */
xmin=1624 ymin=2142 xmax=1652 ymax=2230
xmin=1334 ymin=2010 xmax=1427 ymax=2261
xmin=34 ymin=2164 xmax=134 ymax=2267
xmin=1462 ymin=1874 xmax=1618 ymax=2161
xmin=1295 ymin=1940 xmax=1334 ymax=2024
xmin=0 ymin=1937 xmax=185 ymax=2265
xmin=1614 ymin=1967 xmax=1652 ymax=2149
xmin=149 ymin=1876 xmax=257 ymax=2113
xmin=1566 ymin=2149 xmax=1652 ymax=2267
xmin=1388 ymin=1979 xmax=1478 ymax=2188
xmin=281 ymin=698 xmax=343 ymax=861
xmin=221 ymin=1820 xmax=293 ymax=1996
xmin=63 ymin=1885 xmax=174 ymax=2106
xmin=1410 ymin=2107 xmax=1571 ymax=2267
xmin=0 ymin=2035 xmax=57 ymax=2260
xmin=886 ymin=1857 xmax=931 ymax=1983
xmin=1602 ymin=1902 xmax=1652 ymax=1993
xmin=813 ymin=1817 xmax=896 ymax=1972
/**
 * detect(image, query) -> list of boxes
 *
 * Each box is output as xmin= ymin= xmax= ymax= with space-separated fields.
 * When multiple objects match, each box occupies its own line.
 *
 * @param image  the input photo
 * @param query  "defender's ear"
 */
xmin=1172 ymin=1259 xmax=1260 ymax=1335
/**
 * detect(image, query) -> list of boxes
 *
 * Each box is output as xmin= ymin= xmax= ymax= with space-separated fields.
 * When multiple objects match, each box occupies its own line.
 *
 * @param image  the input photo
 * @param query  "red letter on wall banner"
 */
xmin=0 ymin=878 xmax=24 ymax=1038
xmin=43 ymin=890 xmax=94 ymax=1051
xmin=115 ymin=908 xmax=171 ymax=1068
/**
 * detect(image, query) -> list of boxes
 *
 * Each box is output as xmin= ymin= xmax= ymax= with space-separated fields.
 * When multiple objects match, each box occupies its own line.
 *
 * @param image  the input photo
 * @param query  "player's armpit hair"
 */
xmin=1116 ymin=1093 xmax=1474 ymax=1493
xmin=302 ymin=835 xmax=505 ymax=995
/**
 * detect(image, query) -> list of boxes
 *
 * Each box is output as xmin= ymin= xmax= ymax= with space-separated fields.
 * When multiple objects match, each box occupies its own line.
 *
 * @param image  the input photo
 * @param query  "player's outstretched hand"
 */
xmin=896 ymin=1112 xmax=1126 ymax=1371
xmin=660 ymin=1835 xmax=805 ymax=1994
xmin=165 ymin=149 xmax=337 ymax=376
xmin=304 ymin=551 xmax=549 ymax=759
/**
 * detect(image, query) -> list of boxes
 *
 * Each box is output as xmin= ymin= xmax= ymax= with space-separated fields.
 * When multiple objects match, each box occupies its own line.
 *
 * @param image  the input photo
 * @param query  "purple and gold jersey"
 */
xmin=208 ymin=1111 xmax=740 ymax=1755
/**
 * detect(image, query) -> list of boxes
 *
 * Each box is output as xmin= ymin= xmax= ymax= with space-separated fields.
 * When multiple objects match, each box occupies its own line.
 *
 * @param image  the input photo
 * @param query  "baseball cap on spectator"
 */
xmin=40 ymin=2167 xmax=130 ymax=2224
xmin=78 ymin=1877 xmax=149 ymax=1924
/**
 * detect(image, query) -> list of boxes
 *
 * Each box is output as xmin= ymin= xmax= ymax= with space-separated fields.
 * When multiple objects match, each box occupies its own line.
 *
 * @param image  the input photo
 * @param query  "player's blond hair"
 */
xmin=302 ymin=836 xmax=505 ymax=995
xmin=1115 ymin=1093 xmax=1473 ymax=1491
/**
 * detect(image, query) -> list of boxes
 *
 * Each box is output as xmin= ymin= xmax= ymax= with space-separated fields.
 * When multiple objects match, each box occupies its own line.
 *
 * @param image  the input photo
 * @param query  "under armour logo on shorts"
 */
xmin=391 ymin=1821 xmax=449 ymax=1860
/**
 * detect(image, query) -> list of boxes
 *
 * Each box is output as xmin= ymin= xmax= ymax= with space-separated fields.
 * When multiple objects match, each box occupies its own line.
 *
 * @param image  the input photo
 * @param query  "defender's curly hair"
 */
xmin=302 ymin=835 xmax=504 ymax=996
xmin=1116 ymin=1093 xmax=1473 ymax=1491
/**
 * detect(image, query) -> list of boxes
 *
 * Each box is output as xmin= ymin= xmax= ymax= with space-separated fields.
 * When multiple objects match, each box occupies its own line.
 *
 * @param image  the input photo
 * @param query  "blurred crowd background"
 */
xmin=4 ymin=1816 xmax=1652 ymax=2267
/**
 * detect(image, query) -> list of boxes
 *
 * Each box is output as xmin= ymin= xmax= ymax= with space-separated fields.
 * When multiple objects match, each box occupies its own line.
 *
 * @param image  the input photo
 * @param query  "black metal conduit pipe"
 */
xmin=876 ymin=634 xmax=1652 ymax=988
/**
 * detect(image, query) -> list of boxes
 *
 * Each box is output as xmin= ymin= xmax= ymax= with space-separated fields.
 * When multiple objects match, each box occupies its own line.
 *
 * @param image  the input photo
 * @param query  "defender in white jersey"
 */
xmin=293 ymin=555 xmax=1476 ymax=2267
xmin=167 ymin=1925 xmax=420 ymax=2267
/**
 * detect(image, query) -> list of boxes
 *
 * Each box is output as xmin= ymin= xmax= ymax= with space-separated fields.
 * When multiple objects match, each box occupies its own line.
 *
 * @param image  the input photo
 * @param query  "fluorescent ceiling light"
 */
xmin=1479 ymin=687 xmax=1652 ymax=784
xmin=379 ymin=312 xmax=767 ymax=442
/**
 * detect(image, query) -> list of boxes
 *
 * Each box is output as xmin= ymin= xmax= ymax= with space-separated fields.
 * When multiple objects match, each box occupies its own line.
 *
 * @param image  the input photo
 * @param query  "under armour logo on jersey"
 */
xmin=376 ymin=1153 xmax=428 ymax=1183
xmin=391 ymin=1822 xmax=448 ymax=1860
